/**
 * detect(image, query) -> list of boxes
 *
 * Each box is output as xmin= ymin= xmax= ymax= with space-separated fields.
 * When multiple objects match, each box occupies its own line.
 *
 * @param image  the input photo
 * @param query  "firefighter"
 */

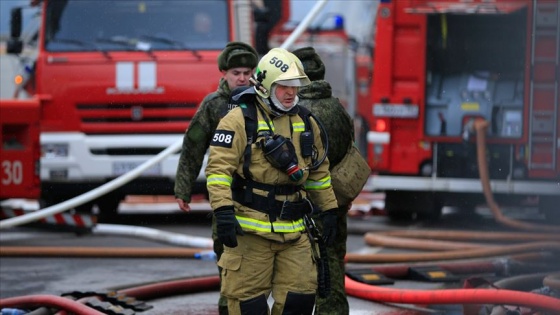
xmin=205 ymin=47 xmax=339 ymax=315
xmin=293 ymin=46 xmax=362 ymax=315
xmin=174 ymin=41 xmax=258 ymax=315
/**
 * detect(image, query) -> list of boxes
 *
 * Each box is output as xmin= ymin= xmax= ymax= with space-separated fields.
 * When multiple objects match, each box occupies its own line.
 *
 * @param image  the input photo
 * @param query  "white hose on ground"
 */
xmin=92 ymin=224 xmax=213 ymax=249
xmin=0 ymin=139 xmax=183 ymax=229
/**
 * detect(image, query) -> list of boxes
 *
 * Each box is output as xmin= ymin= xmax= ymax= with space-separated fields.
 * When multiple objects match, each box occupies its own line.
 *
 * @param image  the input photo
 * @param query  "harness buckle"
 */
xmin=278 ymin=198 xmax=314 ymax=221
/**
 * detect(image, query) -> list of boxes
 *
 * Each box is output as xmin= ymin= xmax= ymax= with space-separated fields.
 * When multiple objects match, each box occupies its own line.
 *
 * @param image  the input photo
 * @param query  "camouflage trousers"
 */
xmin=313 ymin=206 xmax=349 ymax=315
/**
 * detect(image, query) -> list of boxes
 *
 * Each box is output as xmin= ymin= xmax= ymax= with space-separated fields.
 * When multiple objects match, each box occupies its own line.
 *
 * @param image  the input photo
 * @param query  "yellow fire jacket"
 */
xmin=206 ymin=98 xmax=338 ymax=242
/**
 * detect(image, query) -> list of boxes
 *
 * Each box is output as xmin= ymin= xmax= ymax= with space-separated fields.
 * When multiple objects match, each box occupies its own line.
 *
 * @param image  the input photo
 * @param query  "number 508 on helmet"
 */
xmin=253 ymin=48 xmax=310 ymax=98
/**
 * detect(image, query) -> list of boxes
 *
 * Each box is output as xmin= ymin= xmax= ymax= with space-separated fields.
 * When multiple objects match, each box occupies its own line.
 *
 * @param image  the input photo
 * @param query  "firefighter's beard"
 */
xmin=269 ymin=85 xmax=299 ymax=113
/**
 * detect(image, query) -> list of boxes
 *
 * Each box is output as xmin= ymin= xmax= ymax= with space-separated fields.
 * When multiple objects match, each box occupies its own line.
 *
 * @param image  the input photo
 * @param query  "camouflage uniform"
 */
xmin=174 ymin=41 xmax=258 ymax=315
xmin=174 ymin=78 xmax=233 ymax=314
xmin=295 ymin=48 xmax=354 ymax=315
xmin=175 ymin=78 xmax=234 ymax=205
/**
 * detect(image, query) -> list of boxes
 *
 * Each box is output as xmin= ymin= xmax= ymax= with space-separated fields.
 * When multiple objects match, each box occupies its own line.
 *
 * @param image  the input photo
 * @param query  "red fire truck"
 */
xmin=362 ymin=0 xmax=559 ymax=220
xmin=4 ymin=0 xmax=288 ymax=220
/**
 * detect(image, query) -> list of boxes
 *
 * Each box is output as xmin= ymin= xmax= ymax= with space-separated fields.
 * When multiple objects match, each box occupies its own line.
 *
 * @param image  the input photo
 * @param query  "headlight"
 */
xmin=41 ymin=143 xmax=69 ymax=158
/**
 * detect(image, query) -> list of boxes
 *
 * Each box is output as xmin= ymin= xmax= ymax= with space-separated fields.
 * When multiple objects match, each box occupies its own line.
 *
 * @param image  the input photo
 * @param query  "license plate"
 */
xmin=112 ymin=161 xmax=161 ymax=176
xmin=373 ymin=104 xmax=419 ymax=118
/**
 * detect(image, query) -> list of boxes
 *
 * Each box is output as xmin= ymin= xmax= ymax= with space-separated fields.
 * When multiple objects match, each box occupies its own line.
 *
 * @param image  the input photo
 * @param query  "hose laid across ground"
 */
xmin=3 ymin=240 xmax=559 ymax=263
xmin=345 ymin=241 xmax=560 ymax=263
xmin=92 ymin=223 xmax=213 ymax=248
xmin=350 ymin=253 xmax=554 ymax=279
xmin=119 ymin=275 xmax=220 ymax=300
xmin=543 ymin=272 xmax=560 ymax=291
xmin=0 ymin=246 xmax=206 ymax=258
xmin=379 ymin=229 xmax=560 ymax=242
xmin=345 ymin=275 xmax=560 ymax=313
xmin=0 ymin=295 xmax=105 ymax=315
xmin=363 ymin=233 xmax=492 ymax=251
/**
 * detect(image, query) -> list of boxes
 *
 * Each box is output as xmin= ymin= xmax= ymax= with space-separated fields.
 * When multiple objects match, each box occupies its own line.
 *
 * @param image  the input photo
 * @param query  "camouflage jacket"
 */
xmin=298 ymin=80 xmax=354 ymax=168
xmin=174 ymin=78 xmax=236 ymax=202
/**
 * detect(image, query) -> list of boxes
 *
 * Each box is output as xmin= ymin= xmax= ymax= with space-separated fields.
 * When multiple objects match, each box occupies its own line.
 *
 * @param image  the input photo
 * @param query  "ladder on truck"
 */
xmin=528 ymin=0 xmax=559 ymax=177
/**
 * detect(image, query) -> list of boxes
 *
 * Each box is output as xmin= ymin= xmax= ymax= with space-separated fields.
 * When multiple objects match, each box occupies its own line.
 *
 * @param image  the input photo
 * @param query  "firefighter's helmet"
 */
xmin=253 ymin=48 xmax=310 ymax=98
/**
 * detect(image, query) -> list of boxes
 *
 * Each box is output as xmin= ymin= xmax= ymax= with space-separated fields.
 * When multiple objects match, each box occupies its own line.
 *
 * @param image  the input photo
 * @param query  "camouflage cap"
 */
xmin=291 ymin=46 xmax=326 ymax=81
xmin=218 ymin=41 xmax=258 ymax=71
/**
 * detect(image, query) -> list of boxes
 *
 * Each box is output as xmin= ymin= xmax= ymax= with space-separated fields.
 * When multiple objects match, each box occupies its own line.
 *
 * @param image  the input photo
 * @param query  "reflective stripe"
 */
xmin=207 ymin=174 xmax=232 ymax=187
xmin=257 ymin=121 xmax=304 ymax=132
xmin=257 ymin=121 xmax=274 ymax=133
xmin=292 ymin=122 xmax=305 ymax=132
xmin=305 ymin=176 xmax=332 ymax=190
xmin=236 ymin=216 xmax=305 ymax=233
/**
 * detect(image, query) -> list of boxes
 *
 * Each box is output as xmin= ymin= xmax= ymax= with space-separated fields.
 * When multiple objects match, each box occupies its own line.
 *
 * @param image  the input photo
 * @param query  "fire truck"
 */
xmin=4 ymin=0 xmax=288 ymax=220
xmin=362 ymin=0 xmax=559 ymax=220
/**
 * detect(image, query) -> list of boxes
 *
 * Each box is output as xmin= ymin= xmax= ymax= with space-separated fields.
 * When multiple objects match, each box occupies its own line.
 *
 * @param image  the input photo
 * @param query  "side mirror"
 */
xmin=7 ymin=39 xmax=23 ymax=54
xmin=10 ymin=7 xmax=23 ymax=39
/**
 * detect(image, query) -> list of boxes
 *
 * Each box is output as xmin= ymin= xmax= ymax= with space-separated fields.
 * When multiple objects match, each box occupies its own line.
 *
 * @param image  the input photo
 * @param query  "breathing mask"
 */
xmin=261 ymin=134 xmax=303 ymax=181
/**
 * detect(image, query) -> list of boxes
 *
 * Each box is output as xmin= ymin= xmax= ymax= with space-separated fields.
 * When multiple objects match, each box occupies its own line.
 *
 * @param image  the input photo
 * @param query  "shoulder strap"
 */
xmin=297 ymin=106 xmax=315 ymax=160
xmin=240 ymin=102 xmax=258 ymax=144
xmin=297 ymin=105 xmax=313 ymax=133
xmin=238 ymin=103 xmax=257 ymax=185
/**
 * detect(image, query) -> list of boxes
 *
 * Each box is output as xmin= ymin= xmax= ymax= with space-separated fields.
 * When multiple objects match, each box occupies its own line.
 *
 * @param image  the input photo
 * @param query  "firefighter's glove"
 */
xmin=214 ymin=206 xmax=244 ymax=248
xmin=321 ymin=210 xmax=337 ymax=246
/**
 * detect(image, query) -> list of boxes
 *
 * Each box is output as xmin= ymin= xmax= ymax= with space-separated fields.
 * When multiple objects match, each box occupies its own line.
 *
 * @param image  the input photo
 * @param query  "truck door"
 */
xmin=0 ymin=99 xmax=41 ymax=199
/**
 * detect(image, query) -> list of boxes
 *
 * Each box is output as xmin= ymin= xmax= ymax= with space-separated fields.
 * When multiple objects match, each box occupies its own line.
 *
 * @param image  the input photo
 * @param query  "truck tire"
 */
xmin=39 ymin=195 xmax=94 ymax=215
xmin=385 ymin=191 xmax=443 ymax=221
xmin=96 ymin=193 xmax=123 ymax=223
xmin=385 ymin=191 xmax=415 ymax=221
xmin=416 ymin=192 xmax=443 ymax=221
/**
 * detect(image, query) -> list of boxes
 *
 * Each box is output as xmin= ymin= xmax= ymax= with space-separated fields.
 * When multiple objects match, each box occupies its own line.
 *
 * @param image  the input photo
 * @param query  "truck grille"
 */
xmin=77 ymin=102 xmax=198 ymax=134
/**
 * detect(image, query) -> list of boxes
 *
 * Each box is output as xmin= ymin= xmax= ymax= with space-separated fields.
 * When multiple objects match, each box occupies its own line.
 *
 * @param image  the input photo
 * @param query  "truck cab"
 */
xmin=6 ymin=0 xmax=258 ymax=220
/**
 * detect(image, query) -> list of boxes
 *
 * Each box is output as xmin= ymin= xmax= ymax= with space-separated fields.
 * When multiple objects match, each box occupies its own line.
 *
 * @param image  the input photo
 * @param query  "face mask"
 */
xmin=261 ymin=134 xmax=303 ymax=181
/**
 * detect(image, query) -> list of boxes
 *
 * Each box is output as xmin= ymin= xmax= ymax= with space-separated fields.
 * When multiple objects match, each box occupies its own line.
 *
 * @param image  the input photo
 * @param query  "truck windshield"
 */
xmin=44 ymin=0 xmax=229 ymax=52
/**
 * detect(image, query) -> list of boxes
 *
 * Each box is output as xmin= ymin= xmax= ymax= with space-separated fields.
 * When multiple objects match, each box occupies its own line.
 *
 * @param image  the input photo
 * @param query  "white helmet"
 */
xmin=253 ymin=48 xmax=310 ymax=98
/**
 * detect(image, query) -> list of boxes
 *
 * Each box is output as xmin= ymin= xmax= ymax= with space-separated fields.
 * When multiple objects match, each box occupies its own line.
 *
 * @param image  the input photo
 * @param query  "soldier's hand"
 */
xmin=214 ymin=206 xmax=244 ymax=248
xmin=176 ymin=198 xmax=191 ymax=213
xmin=321 ymin=210 xmax=337 ymax=246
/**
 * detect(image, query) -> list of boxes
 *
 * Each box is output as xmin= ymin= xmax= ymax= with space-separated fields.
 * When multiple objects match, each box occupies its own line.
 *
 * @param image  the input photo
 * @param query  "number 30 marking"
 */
xmin=1 ymin=160 xmax=23 ymax=185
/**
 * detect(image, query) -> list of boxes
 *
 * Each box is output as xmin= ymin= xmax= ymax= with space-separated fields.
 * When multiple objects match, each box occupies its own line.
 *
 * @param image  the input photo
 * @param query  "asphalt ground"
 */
xmin=0 ymin=209 xmax=451 ymax=314
xmin=3 ymin=194 xmax=558 ymax=314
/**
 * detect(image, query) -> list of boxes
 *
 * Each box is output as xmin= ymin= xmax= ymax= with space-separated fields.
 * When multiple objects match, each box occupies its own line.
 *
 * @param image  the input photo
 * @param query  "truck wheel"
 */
xmin=416 ymin=192 xmax=443 ymax=221
xmin=96 ymin=193 xmax=123 ymax=223
xmin=385 ymin=191 xmax=415 ymax=221
xmin=39 ymin=195 xmax=94 ymax=215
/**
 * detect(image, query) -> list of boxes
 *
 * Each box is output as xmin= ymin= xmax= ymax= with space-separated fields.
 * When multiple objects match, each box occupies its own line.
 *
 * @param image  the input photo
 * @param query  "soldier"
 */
xmin=205 ymin=48 xmax=339 ymax=314
xmin=174 ymin=41 xmax=258 ymax=315
xmin=293 ymin=46 xmax=370 ymax=315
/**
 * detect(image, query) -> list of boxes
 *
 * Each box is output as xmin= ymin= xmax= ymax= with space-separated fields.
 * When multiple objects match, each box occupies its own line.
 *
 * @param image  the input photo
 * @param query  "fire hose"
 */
xmin=474 ymin=119 xmax=560 ymax=233
xmin=352 ymin=253 xmax=555 ymax=279
xmin=345 ymin=240 xmax=560 ymax=263
xmin=345 ymin=275 xmax=560 ymax=313
xmin=0 ymin=295 xmax=105 ymax=315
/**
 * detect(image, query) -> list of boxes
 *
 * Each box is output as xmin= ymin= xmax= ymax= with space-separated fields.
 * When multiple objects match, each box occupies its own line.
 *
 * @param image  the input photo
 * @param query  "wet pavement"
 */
xmin=1 ymin=195 xmax=558 ymax=314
